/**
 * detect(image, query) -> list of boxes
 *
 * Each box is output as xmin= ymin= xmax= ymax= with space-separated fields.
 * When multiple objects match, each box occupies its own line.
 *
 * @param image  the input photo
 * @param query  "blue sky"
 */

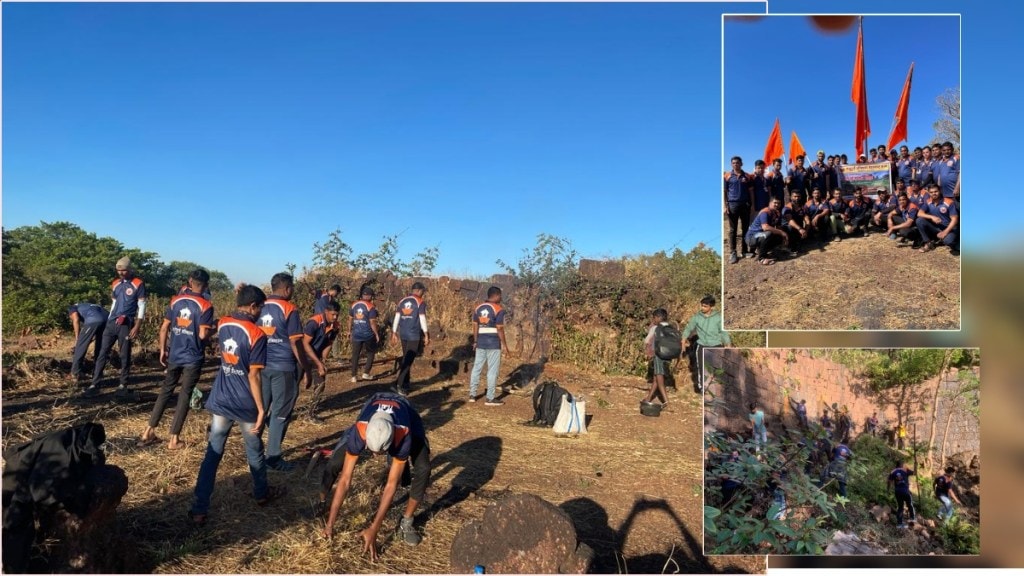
xmin=725 ymin=15 xmax=959 ymax=168
xmin=3 ymin=2 xmax=744 ymax=284
xmin=3 ymin=1 xmax=1020 ymax=284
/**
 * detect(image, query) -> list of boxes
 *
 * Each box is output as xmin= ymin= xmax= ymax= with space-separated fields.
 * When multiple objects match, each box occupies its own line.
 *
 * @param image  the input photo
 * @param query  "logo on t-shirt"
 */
xmin=355 ymin=309 xmax=365 ymax=320
xmin=401 ymin=302 xmax=414 ymax=315
xmin=222 ymin=338 xmax=239 ymax=365
xmin=176 ymin=307 xmax=192 ymax=327
xmin=259 ymin=314 xmax=275 ymax=336
xmin=126 ymin=287 xmax=134 ymax=296
xmin=478 ymin=310 xmax=490 ymax=323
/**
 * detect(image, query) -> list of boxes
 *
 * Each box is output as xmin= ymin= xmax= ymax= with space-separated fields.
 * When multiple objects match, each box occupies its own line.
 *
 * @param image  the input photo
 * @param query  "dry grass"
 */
xmin=1 ymin=335 xmax=763 ymax=574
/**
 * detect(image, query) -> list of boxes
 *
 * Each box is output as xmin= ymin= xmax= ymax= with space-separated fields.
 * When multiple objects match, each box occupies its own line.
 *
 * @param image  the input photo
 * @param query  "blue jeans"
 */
xmin=261 ymin=369 xmax=298 ymax=460
xmin=470 ymin=348 xmax=502 ymax=400
xmin=191 ymin=414 xmax=267 ymax=515
xmin=938 ymin=495 xmax=954 ymax=520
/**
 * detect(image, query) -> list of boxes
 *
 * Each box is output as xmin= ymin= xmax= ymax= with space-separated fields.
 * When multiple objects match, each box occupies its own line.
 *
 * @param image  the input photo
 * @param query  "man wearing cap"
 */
xmin=349 ymin=285 xmax=381 ymax=383
xmin=470 ymin=286 xmax=510 ymax=405
xmin=84 ymin=257 xmax=146 ymax=398
xmin=258 ymin=272 xmax=305 ymax=471
xmin=391 ymin=282 xmax=430 ymax=395
xmin=138 ymin=269 xmax=215 ymax=450
xmin=67 ymin=302 xmax=108 ymax=382
xmin=321 ymin=392 xmax=431 ymax=559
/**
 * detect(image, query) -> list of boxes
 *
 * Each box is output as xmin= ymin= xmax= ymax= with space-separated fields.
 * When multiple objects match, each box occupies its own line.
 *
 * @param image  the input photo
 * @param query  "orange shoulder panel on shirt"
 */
xmin=943 ymin=198 xmax=955 ymax=206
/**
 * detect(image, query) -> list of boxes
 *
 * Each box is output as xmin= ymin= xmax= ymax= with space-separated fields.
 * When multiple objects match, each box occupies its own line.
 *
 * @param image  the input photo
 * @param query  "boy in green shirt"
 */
xmin=682 ymin=295 xmax=731 ymax=393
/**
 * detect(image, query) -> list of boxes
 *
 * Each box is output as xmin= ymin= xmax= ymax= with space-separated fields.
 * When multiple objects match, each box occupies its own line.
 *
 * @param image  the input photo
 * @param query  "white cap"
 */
xmin=365 ymin=412 xmax=394 ymax=453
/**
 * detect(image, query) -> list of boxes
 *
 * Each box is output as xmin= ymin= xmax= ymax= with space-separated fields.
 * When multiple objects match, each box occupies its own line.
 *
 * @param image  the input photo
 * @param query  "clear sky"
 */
xmin=2 ymin=2 xmax=747 ymax=284
xmin=724 ymin=15 xmax=960 ymax=168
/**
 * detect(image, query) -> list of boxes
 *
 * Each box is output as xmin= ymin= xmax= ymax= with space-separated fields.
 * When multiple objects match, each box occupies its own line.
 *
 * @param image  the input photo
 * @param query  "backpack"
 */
xmin=654 ymin=324 xmax=682 ymax=360
xmin=531 ymin=381 xmax=570 ymax=426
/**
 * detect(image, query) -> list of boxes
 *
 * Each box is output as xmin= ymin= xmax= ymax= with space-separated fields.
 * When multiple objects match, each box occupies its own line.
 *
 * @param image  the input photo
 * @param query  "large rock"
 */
xmin=450 ymin=493 xmax=593 ymax=574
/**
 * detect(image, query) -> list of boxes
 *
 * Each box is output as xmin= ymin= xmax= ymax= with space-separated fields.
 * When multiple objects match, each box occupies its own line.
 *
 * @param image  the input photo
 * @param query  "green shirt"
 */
xmin=681 ymin=310 xmax=731 ymax=347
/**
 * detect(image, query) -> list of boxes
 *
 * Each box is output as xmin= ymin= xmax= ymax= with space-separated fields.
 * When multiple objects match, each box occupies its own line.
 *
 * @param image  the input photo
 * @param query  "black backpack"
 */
xmin=654 ymin=324 xmax=682 ymax=360
xmin=531 ymin=381 xmax=570 ymax=426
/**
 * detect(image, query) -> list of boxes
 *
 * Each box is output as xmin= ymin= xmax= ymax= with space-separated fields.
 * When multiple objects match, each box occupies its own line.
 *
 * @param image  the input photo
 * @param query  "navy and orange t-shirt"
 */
xmin=396 ymin=295 xmax=428 ymax=341
xmin=723 ymin=170 xmax=751 ymax=204
xmin=473 ymin=302 xmax=505 ymax=350
xmin=111 ymin=276 xmax=146 ymax=318
xmin=304 ymin=313 xmax=339 ymax=355
xmin=920 ymin=197 xmax=959 ymax=227
xmin=747 ymin=206 xmax=781 ymax=236
xmin=206 ymin=312 xmax=267 ymax=423
xmin=350 ymin=299 xmax=378 ymax=342
xmin=257 ymin=295 xmax=302 ymax=371
xmin=165 ymin=293 xmax=215 ymax=366
xmin=782 ymin=201 xmax=807 ymax=225
xmin=889 ymin=467 xmax=914 ymax=494
xmin=344 ymin=393 xmax=425 ymax=460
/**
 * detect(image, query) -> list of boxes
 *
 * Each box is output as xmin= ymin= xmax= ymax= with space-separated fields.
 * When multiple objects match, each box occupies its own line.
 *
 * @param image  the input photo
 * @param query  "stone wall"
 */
xmin=704 ymin=349 xmax=979 ymax=466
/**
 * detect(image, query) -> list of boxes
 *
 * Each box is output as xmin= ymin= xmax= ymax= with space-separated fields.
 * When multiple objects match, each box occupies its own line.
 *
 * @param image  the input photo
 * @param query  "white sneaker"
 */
xmin=361 ymin=372 xmax=372 ymax=381
xmin=350 ymin=376 xmax=357 ymax=384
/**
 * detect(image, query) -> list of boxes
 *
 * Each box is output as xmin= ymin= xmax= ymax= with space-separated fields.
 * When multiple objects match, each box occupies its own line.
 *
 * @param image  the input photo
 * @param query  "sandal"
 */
xmin=759 ymin=258 xmax=776 ymax=266
xmin=256 ymin=485 xmax=288 ymax=506
xmin=919 ymin=243 xmax=935 ymax=253
xmin=136 ymin=436 xmax=162 ymax=448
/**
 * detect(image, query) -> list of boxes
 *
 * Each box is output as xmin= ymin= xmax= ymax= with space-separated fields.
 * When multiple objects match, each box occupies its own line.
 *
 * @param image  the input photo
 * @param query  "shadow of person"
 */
xmin=558 ymin=497 xmax=619 ymax=572
xmin=419 ymin=436 xmax=502 ymax=523
xmin=419 ymin=335 xmax=475 ymax=389
xmin=501 ymin=356 xmax=548 ymax=390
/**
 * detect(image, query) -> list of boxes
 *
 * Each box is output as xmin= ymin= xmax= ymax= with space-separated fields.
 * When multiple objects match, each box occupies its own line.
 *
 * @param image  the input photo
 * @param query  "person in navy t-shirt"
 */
xmin=139 ymin=269 xmax=215 ymax=450
xmin=745 ymin=197 xmax=788 ymax=265
xmin=786 ymin=155 xmax=811 ymax=200
xmin=321 ymin=392 xmax=431 ymax=557
xmin=298 ymin=301 xmax=341 ymax=424
xmin=314 ymin=284 xmax=342 ymax=315
xmin=751 ymin=160 xmax=772 ymax=212
xmin=470 ymin=286 xmax=510 ymax=405
xmin=888 ymin=461 xmax=917 ymax=527
xmin=85 ymin=256 xmax=147 ymax=398
xmin=805 ymin=188 xmax=831 ymax=240
xmin=827 ymin=188 xmax=848 ymax=241
xmin=844 ymin=188 xmax=873 ymax=236
xmin=349 ymin=285 xmax=381 ymax=382
xmin=68 ymin=302 xmax=108 ymax=382
xmin=935 ymin=142 xmax=960 ymax=200
xmin=724 ymin=156 xmax=754 ymax=264
xmin=391 ymin=282 xmax=430 ymax=395
xmin=916 ymin=185 xmax=960 ymax=253
xmin=896 ymin=145 xmax=916 ymax=185
xmin=190 ymin=284 xmax=285 ymax=525
xmin=257 ymin=272 xmax=305 ymax=471
xmin=767 ymin=158 xmax=787 ymax=204
xmin=781 ymin=190 xmax=810 ymax=253
xmin=887 ymin=194 xmax=923 ymax=246
xmin=870 ymin=189 xmax=898 ymax=231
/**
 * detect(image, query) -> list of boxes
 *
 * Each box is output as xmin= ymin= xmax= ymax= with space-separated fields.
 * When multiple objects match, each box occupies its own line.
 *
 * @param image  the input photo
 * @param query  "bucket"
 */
xmin=640 ymin=400 xmax=662 ymax=417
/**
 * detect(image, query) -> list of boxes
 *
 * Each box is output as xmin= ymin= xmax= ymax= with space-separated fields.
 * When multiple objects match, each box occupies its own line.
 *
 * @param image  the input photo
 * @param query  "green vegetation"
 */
xmin=1 ymin=222 xmax=232 ymax=335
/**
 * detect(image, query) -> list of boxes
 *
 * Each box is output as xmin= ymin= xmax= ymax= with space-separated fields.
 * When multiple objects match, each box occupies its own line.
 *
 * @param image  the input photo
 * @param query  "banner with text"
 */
xmin=841 ymin=161 xmax=893 ymax=199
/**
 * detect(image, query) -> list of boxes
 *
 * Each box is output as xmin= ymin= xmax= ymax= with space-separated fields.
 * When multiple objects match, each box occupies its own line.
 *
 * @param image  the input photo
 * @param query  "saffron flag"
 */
xmin=886 ymin=62 xmax=914 ymax=151
xmin=763 ymin=118 xmax=785 ymax=166
xmin=851 ymin=17 xmax=871 ymax=158
xmin=789 ymin=131 xmax=806 ymax=164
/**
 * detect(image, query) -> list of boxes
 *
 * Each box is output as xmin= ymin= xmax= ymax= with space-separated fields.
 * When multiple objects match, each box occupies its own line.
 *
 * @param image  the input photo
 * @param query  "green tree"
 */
xmin=162 ymin=260 xmax=234 ymax=294
xmin=497 ymin=234 xmax=579 ymax=360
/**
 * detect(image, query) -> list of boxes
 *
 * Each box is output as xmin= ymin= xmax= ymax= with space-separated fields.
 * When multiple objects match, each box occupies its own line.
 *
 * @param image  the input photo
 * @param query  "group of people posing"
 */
xmin=724 ymin=142 xmax=961 ymax=265
xmin=66 ymin=257 xmax=517 ymax=559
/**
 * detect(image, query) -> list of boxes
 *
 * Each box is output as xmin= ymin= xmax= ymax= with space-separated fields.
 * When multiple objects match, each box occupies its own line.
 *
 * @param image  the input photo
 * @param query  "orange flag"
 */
xmin=763 ymin=118 xmax=785 ymax=165
xmin=886 ymin=62 xmax=914 ymax=151
xmin=851 ymin=17 xmax=871 ymax=158
xmin=789 ymin=131 xmax=806 ymax=164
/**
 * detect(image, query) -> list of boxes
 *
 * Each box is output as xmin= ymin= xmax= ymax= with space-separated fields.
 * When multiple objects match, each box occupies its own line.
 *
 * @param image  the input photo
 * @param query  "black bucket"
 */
xmin=640 ymin=400 xmax=662 ymax=417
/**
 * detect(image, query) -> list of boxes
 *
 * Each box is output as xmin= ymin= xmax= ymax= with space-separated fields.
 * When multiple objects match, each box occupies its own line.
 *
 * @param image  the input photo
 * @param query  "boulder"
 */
xmin=870 ymin=505 xmax=886 ymax=523
xmin=825 ymin=531 xmax=888 ymax=555
xmin=450 ymin=493 xmax=593 ymax=574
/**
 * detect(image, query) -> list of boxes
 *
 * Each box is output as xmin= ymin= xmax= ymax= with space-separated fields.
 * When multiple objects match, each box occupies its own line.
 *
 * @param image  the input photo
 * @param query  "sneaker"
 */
xmin=267 ymin=458 xmax=296 ymax=472
xmin=361 ymin=372 xmax=372 ymax=381
xmin=81 ymin=386 xmax=100 ymax=398
xmin=897 ymin=523 xmax=907 ymax=529
xmin=468 ymin=396 xmax=477 ymax=403
xmin=350 ymin=376 xmax=357 ymax=384
xmin=398 ymin=517 xmax=421 ymax=546
xmin=728 ymin=252 xmax=739 ymax=265
xmin=745 ymin=251 xmax=756 ymax=259
xmin=889 ymin=233 xmax=898 ymax=240
xmin=484 ymin=399 xmax=504 ymax=406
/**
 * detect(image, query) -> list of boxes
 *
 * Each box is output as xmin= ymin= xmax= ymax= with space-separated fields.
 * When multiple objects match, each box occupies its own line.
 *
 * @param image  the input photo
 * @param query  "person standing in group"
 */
xmin=67 ymin=302 xmax=108 ymax=382
xmin=888 ymin=460 xmax=917 ymax=528
xmin=189 ymin=284 xmax=286 ymax=526
xmin=138 ymin=269 xmax=215 ymax=450
xmin=83 ymin=257 xmax=146 ymax=399
xmin=257 ymin=273 xmax=305 ymax=472
xmin=391 ymin=282 xmax=430 ymax=396
xmin=298 ymin=301 xmax=341 ymax=425
xmin=724 ymin=156 xmax=754 ymax=264
xmin=680 ymin=295 xmax=731 ymax=392
xmin=469 ymin=286 xmax=509 ymax=406
xmin=349 ymin=286 xmax=381 ymax=383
